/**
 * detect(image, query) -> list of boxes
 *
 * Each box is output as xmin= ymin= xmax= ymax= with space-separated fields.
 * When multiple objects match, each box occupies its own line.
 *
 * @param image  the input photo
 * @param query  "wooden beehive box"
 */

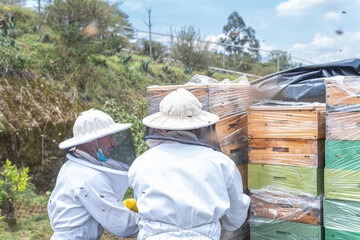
xmin=325 ymin=140 xmax=360 ymax=171
xmin=325 ymin=76 xmax=360 ymax=112
xmin=326 ymin=111 xmax=360 ymax=141
xmin=250 ymin=190 xmax=321 ymax=225
xmin=248 ymin=138 xmax=324 ymax=167
xmin=325 ymin=168 xmax=360 ymax=202
xmin=237 ymin=164 xmax=248 ymax=190
xmin=250 ymin=217 xmax=323 ymax=240
xmin=247 ymin=105 xmax=326 ymax=139
xmin=248 ymin=164 xmax=324 ymax=196
xmin=323 ymin=198 xmax=360 ymax=233
xmin=147 ymin=84 xmax=252 ymax=115
xmin=325 ymin=228 xmax=360 ymax=239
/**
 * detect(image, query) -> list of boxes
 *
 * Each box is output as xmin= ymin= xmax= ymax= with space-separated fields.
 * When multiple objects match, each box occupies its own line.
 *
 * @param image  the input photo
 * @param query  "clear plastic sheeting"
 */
xmin=251 ymin=58 xmax=360 ymax=103
xmin=186 ymin=74 xmax=250 ymax=85
xmin=323 ymin=198 xmax=360 ymax=233
xmin=250 ymin=190 xmax=321 ymax=225
xmin=324 ymin=76 xmax=360 ymax=202
xmin=249 ymin=217 xmax=323 ymax=240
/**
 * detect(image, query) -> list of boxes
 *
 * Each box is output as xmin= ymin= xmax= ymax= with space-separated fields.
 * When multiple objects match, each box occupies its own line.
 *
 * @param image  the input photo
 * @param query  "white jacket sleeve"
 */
xmin=79 ymin=173 xmax=139 ymax=238
xmin=221 ymin=164 xmax=250 ymax=232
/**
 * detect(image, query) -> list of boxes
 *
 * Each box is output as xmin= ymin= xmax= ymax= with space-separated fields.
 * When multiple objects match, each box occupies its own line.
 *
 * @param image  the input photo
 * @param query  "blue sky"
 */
xmin=121 ymin=0 xmax=360 ymax=64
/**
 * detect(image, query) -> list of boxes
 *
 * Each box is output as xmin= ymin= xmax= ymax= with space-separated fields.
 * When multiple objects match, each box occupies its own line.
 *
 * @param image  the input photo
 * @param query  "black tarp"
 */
xmin=251 ymin=58 xmax=360 ymax=103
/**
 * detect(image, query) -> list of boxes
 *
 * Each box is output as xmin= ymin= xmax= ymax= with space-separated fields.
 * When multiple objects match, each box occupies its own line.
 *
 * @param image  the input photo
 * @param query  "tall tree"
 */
xmin=220 ymin=11 xmax=260 ymax=59
xmin=172 ymin=26 xmax=208 ymax=70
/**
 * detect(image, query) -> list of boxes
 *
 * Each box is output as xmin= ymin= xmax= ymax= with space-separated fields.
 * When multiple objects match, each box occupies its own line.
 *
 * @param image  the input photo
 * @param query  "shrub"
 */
xmin=139 ymin=60 xmax=151 ymax=72
xmin=0 ymin=160 xmax=30 ymax=228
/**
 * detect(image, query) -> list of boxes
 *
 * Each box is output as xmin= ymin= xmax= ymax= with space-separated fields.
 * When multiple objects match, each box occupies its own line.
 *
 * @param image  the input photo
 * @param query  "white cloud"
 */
xmin=276 ymin=0 xmax=360 ymax=18
xmin=324 ymin=11 xmax=341 ymax=21
xmin=276 ymin=0 xmax=325 ymax=16
xmin=290 ymin=31 xmax=360 ymax=63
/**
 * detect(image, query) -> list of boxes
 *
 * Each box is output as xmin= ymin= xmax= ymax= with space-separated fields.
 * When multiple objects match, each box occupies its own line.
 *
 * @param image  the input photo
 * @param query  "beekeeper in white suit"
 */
xmin=48 ymin=109 xmax=139 ymax=239
xmin=128 ymin=88 xmax=250 ymax=240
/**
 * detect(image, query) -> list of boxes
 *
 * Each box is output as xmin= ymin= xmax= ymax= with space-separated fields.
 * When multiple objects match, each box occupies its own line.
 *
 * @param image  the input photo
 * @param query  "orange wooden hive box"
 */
xmin=250 ymin=190 xmax=322 ymax=225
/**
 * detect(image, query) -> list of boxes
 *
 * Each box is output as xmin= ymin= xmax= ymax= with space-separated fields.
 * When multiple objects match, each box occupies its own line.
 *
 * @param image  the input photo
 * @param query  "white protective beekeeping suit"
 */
xmin=48 ymin=109 xmax=139 ymax=240
xmin=128 ymin=89 xmax=250 ymax=240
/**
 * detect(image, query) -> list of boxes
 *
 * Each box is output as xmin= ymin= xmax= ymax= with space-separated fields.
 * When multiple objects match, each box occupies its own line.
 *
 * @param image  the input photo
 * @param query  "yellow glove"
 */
xmin=123 ymin=198 xmax=138 ymax=213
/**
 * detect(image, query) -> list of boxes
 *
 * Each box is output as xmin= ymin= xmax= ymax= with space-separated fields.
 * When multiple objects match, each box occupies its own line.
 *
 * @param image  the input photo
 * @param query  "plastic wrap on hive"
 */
xmin=324 ymin=76 xmax=360 ymax=202
xmin=247 ymin=102 xmax=325 ymax=167
xmin=324 ymin=198 xmax=360 ymax=233
xmin=250 ymin=190 xmax=322 ymax=225
xmin=249 ymin=217 xmax=323 ymax=240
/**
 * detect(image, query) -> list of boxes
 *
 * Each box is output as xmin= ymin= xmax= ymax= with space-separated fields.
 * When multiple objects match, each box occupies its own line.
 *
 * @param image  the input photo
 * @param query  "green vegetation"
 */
xmin=0 ymin=160 xmax=30 ymax=228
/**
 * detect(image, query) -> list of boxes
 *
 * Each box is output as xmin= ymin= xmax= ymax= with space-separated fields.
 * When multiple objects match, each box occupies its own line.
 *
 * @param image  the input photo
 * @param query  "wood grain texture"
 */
xmin=220 ymin=139 xmax=248 ymax=165
xmin=237 ymin=164 xmax=248 ymax=190
xmin=325 ymin=227 xmax=360 ymax=240
xmin=325 ymin=140 xmax=360 ymax=171
xmin=247 ymin=109 xmax=325 ymax=139
xmin=324 ymin=168 xmax=360 ymax=202
xmin=323 ymin=198 xmax=360 ymax=233
xmin=250 ymin=217 xmax=323 ymax=240
xmin=326 ymin=111 xmax=360 ymax=141
xmin=249 ymin=138 xmax=324 ymax=167
xmin=216 ymin=113 xmax=247 ymax=142
xmin=250 ymin=191 xmax=321 ymax=225
xmin=325 ymin=77 xmax=360 ymax=110
xmin=248 ymin=164 xmax=324 ymax=196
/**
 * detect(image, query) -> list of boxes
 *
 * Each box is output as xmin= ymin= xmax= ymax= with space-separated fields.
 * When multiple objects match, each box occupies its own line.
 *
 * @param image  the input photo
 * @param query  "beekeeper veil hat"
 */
xmin=59 ymin=109 xmax=136 ymax=170
xmin=143 ymin=88 xmax=219 ymax=130
xmin=143 ymin=88 xmax=221 ymax=151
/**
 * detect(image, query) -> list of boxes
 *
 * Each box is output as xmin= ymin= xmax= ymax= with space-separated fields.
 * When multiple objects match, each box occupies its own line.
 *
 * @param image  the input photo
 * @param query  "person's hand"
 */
xmin=123 ymin=198 xmax=138 ymax=213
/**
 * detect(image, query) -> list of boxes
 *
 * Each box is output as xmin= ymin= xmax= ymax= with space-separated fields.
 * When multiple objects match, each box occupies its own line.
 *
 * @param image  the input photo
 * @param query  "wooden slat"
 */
xmin=325 ymin=140 xmax=360 ymax=171
xmin=248 ymin=164 xmax=324 ymax=196
xmin=251 ymin=191 xmax=321 ymax=225
xmin=237 ymin=164 xmax=248 ymax=190
xmin=248 ymin=110 xmax=325 ymax=139
xmin=325 ymin=76 xmax=360 ymax=108
xmin=147 ymin=85 xmax=210 ymax=114
xmin=325 ymin=228 xmax=360 ymax=239
xmin=250 ymin=217 xmax=323 ymax=240
xmin=209 ymin=85 xmax=252 ymax=117
xmin=248 ymin=139 xmax=324 ymax=167
xmin=323 ymin=198 xmax=360 ymax=232
xmin=220 ymin=139 xmax=248 ymax=165
xmin=326 ymin=111 xmax=360 ymax=141
xmin=248 ymin=105 xmax=325 ymax=111
xmin=325 ymin=168 xmax=360 ymax=202
xmin=216 ymin=113 xmax=247 ymax=142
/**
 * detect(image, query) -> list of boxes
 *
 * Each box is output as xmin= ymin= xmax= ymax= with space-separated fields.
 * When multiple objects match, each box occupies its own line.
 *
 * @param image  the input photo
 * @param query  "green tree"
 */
xmin=171 ymin=26 xmax=208 ymax=70
xmin=140 ymin=39 xmax=166 ymax=60
xmin=220 ymin=11 xmax=260 ymax=59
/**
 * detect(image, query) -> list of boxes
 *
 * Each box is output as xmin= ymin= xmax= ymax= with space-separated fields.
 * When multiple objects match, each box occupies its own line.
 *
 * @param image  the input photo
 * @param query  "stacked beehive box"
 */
xmin=247 ymin=104 xmax=325 ymax=239
xmin=147 ymin=84 xmax=252 ymax=190
xmin=324 ymin=76 xmax=360 ymax=238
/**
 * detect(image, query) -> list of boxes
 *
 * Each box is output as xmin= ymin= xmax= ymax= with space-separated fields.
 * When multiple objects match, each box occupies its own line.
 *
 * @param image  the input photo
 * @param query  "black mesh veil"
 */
xmin=69 ymin=128 xmax=136 ymax=171
xmin=144 ymin=124 xmax=221 ymax=151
